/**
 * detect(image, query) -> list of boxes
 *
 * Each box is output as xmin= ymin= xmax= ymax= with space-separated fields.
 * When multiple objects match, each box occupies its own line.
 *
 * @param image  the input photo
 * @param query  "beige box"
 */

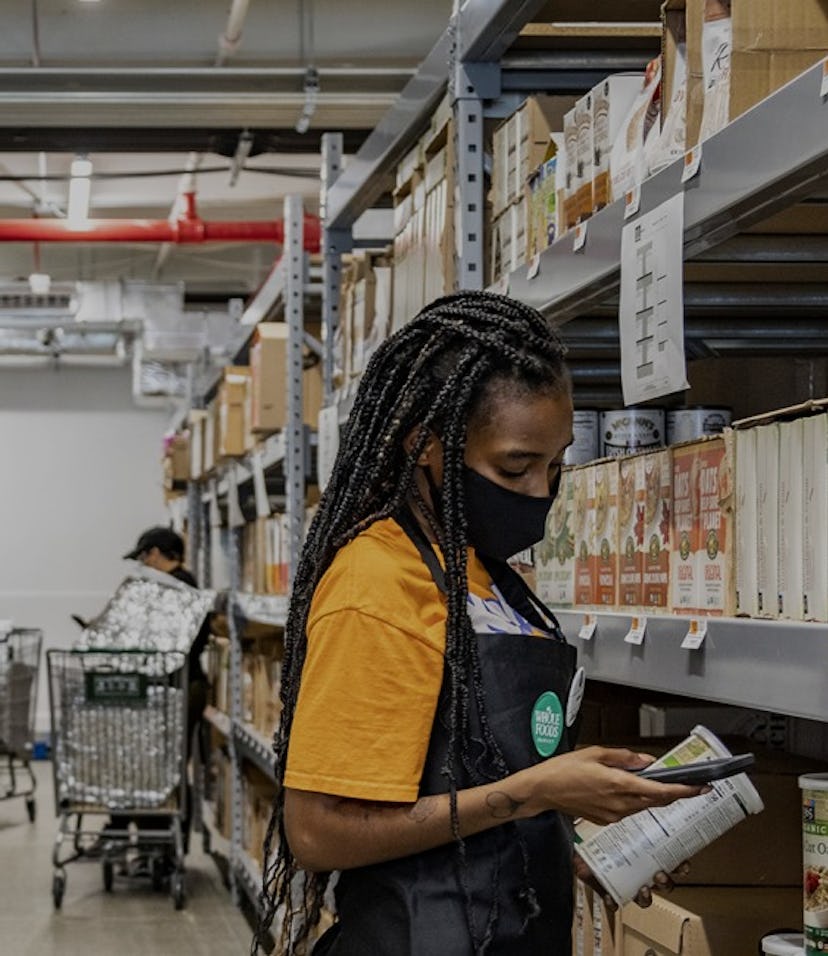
xmin=574 ymin=92 xmax=594 ymax=222
xmin=650 ymin=1 xmax=688 ymax=173
xmin=593 ymin=459 xmax=619 ymax=609
xmin=217 ymin=366 xmax=250 ymax=460
xmin=203 ymin=400 xmax=217 ymax=475
xmin=572 ymin=879 xmax=593 ymax=956
xmin=803 ymin=412 xmax=828 ymax=621
xmin=563 ymin=107 xmax=580 ymax=231
xmin=669 ymin=441 xmax=699 ymax=614
xmin=187 ymin=410 xmax=208 ymax=481
xmin=778 ymin=417 xmax=804 ymax=619
xmin=641 ymin=449 xmax=672 ymax=611
xmin=734 ymin=427 xmax=758 ymax=616
xmin=592 ymin=73 xmax=642 ymax=211
xmin=536 ymin=470 xmax=575 ymax=609
xmin=695 ymin=434 xmax=735 ymax=616
xmin=755 ymin=422 xmax=780 ymax=617
xmin=250 ymin=324 xmax=323 ymax=434
xmin=592 ymin=892 xmax=618 ymax=956
xmin=618 ymin=456 xmax=645 ymax=609
xmin=698 ymin=0 xmax=732 ymax=143
xmin=617 ymin=885 xmax=802 ymax=955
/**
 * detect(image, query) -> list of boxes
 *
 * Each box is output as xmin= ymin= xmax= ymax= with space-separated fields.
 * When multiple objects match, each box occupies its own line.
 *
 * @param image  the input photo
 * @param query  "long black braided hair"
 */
xmin=253 ymin=290 xmax=570 ymax=954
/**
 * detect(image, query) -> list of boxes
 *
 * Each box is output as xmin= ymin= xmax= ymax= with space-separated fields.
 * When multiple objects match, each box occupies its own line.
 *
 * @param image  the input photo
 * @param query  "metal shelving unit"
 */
xmin=233 ymin=722 xmax=278 ymax=784
xmin=315 ymin=8 xmax=828 ymax=720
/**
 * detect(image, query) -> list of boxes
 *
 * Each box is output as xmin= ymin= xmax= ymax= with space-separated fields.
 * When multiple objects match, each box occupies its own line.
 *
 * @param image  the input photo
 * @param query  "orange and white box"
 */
xmin=696 ymin=435 xmax=735 ymax=616
xmin=573 ymin=465 xmax=596 ymax=607
xmin=592 ymin=459 xmax=619 ymax=609
xmin=617 ymin=455 xmax=644 ymax=610
xmin=670 ymin=442 xmax=699 ymax=615
xmin=535 ymin=470 xmax=575 ymax=609
xmin=641 ymin=449 xmax=672 ymax=611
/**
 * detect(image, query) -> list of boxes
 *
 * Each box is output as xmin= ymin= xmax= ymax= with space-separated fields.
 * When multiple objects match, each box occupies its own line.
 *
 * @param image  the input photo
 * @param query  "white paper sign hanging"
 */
xmin=578 ymin=613 xmax=598 ymax=641
xmin=251 ymin=451 xmax=271 ymax=519
xmin=317 ymin=405 xmax=340 ymax=493
xmin=619 ymin=191 xmax=689 ymax=406
xmin=624 ymin=616 xmax=647 ymax=645
xmin=681 ymin=617 xmax=708 ymax=650
xmin=227 ymin=467 xmax=245 ymax=529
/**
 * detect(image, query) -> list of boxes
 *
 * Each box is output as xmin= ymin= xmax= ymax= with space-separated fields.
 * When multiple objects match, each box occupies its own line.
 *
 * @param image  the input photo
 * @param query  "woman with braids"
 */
xmin=254 ymin=291 xmax=705 ymax=955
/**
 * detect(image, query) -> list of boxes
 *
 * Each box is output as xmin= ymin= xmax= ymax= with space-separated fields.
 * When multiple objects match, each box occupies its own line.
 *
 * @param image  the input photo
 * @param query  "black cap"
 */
xmin=124 ymin=526 xmax=185 ymax=561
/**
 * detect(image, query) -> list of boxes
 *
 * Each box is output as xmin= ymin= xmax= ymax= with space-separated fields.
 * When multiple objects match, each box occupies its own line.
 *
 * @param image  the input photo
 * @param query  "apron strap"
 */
xmin=395 ymin=507 xmax=448 ymax=593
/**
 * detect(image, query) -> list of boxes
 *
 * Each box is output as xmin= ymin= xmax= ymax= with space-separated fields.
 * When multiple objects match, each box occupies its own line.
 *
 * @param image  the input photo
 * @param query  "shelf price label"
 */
xmin=527 ymin=253 xmax=542 ymax=280
xmin=624 ymin=616 xmax=647 ymax=645
xmin=681 ymin=617 xmax=708 ymax=650
xmin=578 ymin=613 xmax=598 ymax=641
xmin=492 ymin=275 xmax=510 ymax=296
xmin=572 ymin=221 xmax=588 ymax=252
xmin=822 ymin=58 xmax=828 ymax=97
xmin=681 ymin=145 xmax=702 ymax=183
xmin=624 ymin=185 xmax=641 ymax=220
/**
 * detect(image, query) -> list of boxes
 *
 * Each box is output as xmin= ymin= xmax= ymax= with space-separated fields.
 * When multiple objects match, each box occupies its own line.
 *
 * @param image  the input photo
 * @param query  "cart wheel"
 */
xmin=202 ymin=826 xmax=211 ymax=855
xmin=172 ymin=872 xmax=185 ymax=910
xmin=26 ymin=797 xmax=36 ymax=823
xmin=103 ymin=860 xmax=114 ymax=893
xmin=52 ymin=872 xmax=65 ymax=910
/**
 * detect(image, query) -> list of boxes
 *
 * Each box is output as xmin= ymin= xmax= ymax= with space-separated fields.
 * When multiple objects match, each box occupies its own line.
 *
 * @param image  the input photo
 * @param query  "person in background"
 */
xmin=253 ymin=292 xmax=706 ymax=955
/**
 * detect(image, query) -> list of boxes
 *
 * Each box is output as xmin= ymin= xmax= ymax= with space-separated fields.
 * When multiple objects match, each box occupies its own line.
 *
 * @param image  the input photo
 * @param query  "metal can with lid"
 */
xmin=564 ymin=410 xmax=600 ymax=466
xmin=667 ymin=407 xmax=732 ymax=445
xmin=600 ymin=408 xmax=665 ymax=458
xmin=801 ymin=773 xmax=828 ymax=955
xmin=762 ymin=934 xmax=805 ymax=956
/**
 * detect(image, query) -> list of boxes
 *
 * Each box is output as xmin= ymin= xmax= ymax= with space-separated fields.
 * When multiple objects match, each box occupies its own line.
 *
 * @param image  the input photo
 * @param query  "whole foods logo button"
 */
xmin=531 ymin=691 xmax=564 ymax=757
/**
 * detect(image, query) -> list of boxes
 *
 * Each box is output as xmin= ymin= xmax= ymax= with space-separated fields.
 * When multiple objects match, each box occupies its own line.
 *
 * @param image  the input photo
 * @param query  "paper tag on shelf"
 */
xmin=624 ymin=616 xmax=647 ymax=645
xmin=527 ymin=253 xmax=542 ymax=280
xmin=227 ymin=468 xmax=245 ymax=529
xmin=822 ymin=58 xmax=828 ymax=97
xmin=251 ymin=451 xmax=271 ymax=519
xmin=681 ymin=145 xmax=702 ymax=183
xmin=681 ymin=617 xmax=708 ymax=650
xmin=578 ymin=613 xmax=598 ymax=641
xmin=623 ymin=185 xmax=641 ymax=220
xmin=573 ymin=221 xmax=588 ymax=252
xmin=492 ymin=275 xmax=510 ymax=296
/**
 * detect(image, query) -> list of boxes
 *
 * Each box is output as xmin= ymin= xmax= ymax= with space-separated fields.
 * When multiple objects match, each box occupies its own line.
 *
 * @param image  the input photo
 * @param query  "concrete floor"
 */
xmin=0 ymin=762 xmax=252 ymax=956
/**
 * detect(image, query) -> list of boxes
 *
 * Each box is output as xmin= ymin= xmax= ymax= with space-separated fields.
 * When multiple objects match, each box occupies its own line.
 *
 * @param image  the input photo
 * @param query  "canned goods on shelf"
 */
xmin=600 ymin=408 xmax=665 ymax=458
xmin=564 ymin=410 xmax=600 ymax=466
xmin=666 ymin=407 xmax=732 ymax=445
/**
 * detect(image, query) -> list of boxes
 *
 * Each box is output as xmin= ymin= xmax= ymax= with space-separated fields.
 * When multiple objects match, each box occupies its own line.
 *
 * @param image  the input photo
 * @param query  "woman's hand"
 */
xmin=519 ymin=746 xmax=708 ymax=825
xmin=573 ymin=853 xmax=691 ymax=910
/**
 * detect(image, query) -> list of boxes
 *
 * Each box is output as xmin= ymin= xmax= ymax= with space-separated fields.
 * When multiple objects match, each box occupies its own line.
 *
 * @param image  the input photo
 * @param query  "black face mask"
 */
xmin=425 ymin=465 xmax=561 ymax=561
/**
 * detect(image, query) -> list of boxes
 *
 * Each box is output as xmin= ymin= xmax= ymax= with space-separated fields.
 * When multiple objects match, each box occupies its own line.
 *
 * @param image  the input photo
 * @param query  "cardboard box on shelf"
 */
xmin=699 ymin=0 xmax=732 ymax=143
xmin=572 ymin=879 xmax=592 ymax=956
xmin=574 ymin=92 xmax=594 ymax=222
xmin=609 ymin=58 xmax=662 ymax=202
xmin=203 ymin=400 xmax=218 ymax=475
xmin=593 ymin=459 xmax=619 ymax=609
xmin=162 ymin=433 xmax=190 ymax=490
xmin=536 ymin=469 xmax=575 ymax=609
xmin=734 ymin=426 xmax=758 ymax=617
xmin=591 ymin=890 xmax=618 ymax=956
xmin=618 ymin=456 xmax=645 ymax=610
xmin=778 ymin=417 xmax=804 ymax=620
xmin=490 ymin=199 xmax=528 ymax=286
xmin=250 ymin=324 xmax=323 ymax=434
xmin=592 ymin=73 xmax=643 ymax=210
xmin=617 ymin=885 xmax=802 ymax=955
xmin=641 ymin=449 xmax=672 ymax=612
xmin=670 ymin=441 xmax=699 ymax=614
xmin=755 ymin=421 xmax=780 ymax=617
xmin=217 ymin=366 xmax=250 ymax=460
xmin=563 ymin=107 xmax=579 ymax=231
xmin=650 ymin=1 xmax=688 ymax=173
xmin=696 ymin=434 xmax=735 ymax=616
xmin=525 ymin=139 xmax=560 ymax=260
xmin=572 ymin=465 xmax=596 ymax=607
xmin=803 ymin=411 xmax=828 ymax=621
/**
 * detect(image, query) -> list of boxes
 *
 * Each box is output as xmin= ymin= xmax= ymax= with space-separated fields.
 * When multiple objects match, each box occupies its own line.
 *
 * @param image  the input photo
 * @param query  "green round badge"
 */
xmin=531 ymin=691 xmax=564 ymax=757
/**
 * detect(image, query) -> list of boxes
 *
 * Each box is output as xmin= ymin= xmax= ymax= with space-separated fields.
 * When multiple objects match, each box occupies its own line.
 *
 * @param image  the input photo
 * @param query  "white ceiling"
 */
xmin=0 ymin=0 xmax=453 ymax=298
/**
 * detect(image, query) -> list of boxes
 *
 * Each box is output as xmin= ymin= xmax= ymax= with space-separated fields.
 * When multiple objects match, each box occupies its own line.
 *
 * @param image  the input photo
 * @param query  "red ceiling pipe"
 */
xmin=0 ymin=210 xmax=321 ymax=251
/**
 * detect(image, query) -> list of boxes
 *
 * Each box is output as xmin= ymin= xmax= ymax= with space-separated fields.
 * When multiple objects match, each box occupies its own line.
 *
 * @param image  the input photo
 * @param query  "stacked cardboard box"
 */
xmin=241 ymin=639 xmax=283 ymax=741
xmin=249 ymin=324 xmax=323 ymax=435
xmin=391 ymin=141 xmax=426 ymax=331
xmin=216 ymin=366 xmax=253 ymax=460
xmin=162 ymin=432 xmax=190 ymax=493
xmin=242 ymin=766 xmax=276 ymax=869
xmin=336 ymin=251 xmax=393 ymax=386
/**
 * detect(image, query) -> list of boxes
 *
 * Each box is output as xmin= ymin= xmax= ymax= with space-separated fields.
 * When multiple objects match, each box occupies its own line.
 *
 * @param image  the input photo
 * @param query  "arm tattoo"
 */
xmin=486 ymin=790 xmax=525 ymax=820
xmin=407 ymin=796 xmax=439 ymax=824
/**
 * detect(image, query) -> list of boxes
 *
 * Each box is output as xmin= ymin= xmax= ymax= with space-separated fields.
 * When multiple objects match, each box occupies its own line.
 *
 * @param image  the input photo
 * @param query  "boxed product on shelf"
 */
xmin=188 ymin=409 xmax=208 ymax=481
xmin=592 ymin=459 xmax=619 ymax=609
xmin=525 ymin=136 xmax=562 ymax=260
xmin=574 ymin=91 xmax=594 ymax=223
xmin=572 ymin=465 xmax=596 ymax=607
xmin=391 ymin=145 xmax=427 ymax=331
xmin=778 ymin=417 xmax=804 ymax=619
xmin=422 ymin=117 xmax=455 ymax=304
xmin=698 ymin=0 xmax=732 ymax=143
xmin=592 ymin=73 xmax=644 ymax=210
xmin=734 ymin=426 xmax=759 ymax=617
xmin=249 ymin=323 xmax=324 ymax=434
xmin=696 ymin=433 xmax=735 ymax=616
xmin=641 ymin=449 xmax=672 ymax=611
xmin=670 ymin=440 xmax=699 ymax=614
xmin=242 ymin=767 xmax=276 ymax=868
xmin=563 ymin=107 xmax=579 ymax=231
xmin=350 ymin=251 xmax=393 ymax=377
xmin=203 ymin=400 xmax=218 ymax=475
xmin=535 ymin=469 xmax=575 ymax=609
xmin=803 ymin=411 xmax=828 ymax=621
xmin=617 ymin=885 xmax=802 ymax=956
xmin=650 ymin=0 xmax=689 ymax=174
xmin=609 ymin=57 xmax=662 ymax=203
xmin=618 ymin=455 xmax=645 ymax=609
xmin=217 ymin=365 xmax=252 ymax=460
xmin=755 ymin=421 xmax=780 ymax=618
xmin=571 ymin=879 xmax=590 ymax=956
xmin=162 ymin=432 xmax=190 ymax=491
xmin=490 ymin=197 xmax=528 ymax=286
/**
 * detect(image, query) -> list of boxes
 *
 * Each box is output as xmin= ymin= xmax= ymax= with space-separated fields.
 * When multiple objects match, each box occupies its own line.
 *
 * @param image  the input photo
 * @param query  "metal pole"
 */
xmin=284 ymin=195 xmax=306 ymax=590
xmin=320 ymin=132 xmax=351 ymax=402
xmin=227 ymin=526 xmax=242 ymax=905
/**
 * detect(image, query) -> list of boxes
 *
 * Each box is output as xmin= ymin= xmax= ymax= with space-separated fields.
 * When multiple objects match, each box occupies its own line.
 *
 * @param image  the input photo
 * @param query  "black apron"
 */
xmin=314 ymin=513 xmax=582 ymax=956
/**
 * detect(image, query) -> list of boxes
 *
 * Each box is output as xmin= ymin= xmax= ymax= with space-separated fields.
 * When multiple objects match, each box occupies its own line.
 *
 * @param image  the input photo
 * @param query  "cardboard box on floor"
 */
xmin=617 ymin=885 xmax=802 ymax=956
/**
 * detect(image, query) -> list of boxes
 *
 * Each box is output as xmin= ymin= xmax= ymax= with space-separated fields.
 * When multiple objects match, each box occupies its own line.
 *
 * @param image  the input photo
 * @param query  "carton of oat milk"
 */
xmin=617 ymin=456 xmax=644 ymax=609
xmin=697 ymin=433 xmax=735 ymax=616
xmin=641 ymin=448 xmax=672 ymax=611
xmin=592 ymin=458 xmax=619 ymax=609
xmin=575 ymin=725 xmax=764 ymax=907
xmin=535 ymin=470 xmax=575 ymax=609
xmin=670 ymin=441 xmax=700 ymax=614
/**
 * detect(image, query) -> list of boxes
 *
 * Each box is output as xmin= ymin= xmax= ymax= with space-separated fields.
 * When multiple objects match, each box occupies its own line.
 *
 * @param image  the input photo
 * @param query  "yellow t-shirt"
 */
xmin=285 ymin=516 xmax=522 ymax=803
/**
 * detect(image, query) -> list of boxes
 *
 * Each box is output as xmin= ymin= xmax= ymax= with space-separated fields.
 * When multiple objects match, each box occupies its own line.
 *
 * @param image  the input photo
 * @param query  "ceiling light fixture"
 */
xmin=67 ymin=156 xmax=92 ymax=228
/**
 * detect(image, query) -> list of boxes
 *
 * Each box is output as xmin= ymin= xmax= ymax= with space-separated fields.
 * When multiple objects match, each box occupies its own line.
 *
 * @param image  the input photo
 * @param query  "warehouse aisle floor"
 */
xmin=0 ymin=762 xmax=251 ymax=955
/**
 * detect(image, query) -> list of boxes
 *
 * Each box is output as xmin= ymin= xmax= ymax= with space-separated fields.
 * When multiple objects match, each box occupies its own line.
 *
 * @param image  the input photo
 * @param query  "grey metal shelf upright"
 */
xmin=191 ymin=194 xmax=312 ymax=914
xmin=317 ymin=6 xmax=828 ymax=722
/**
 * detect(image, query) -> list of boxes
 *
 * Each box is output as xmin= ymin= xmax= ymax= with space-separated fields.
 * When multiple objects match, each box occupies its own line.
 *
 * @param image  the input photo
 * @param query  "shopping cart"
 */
xmin=47 ymin=648 xmax=188 ymax=910
xmin=0 ymin=628 xmax=42 ymax=822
